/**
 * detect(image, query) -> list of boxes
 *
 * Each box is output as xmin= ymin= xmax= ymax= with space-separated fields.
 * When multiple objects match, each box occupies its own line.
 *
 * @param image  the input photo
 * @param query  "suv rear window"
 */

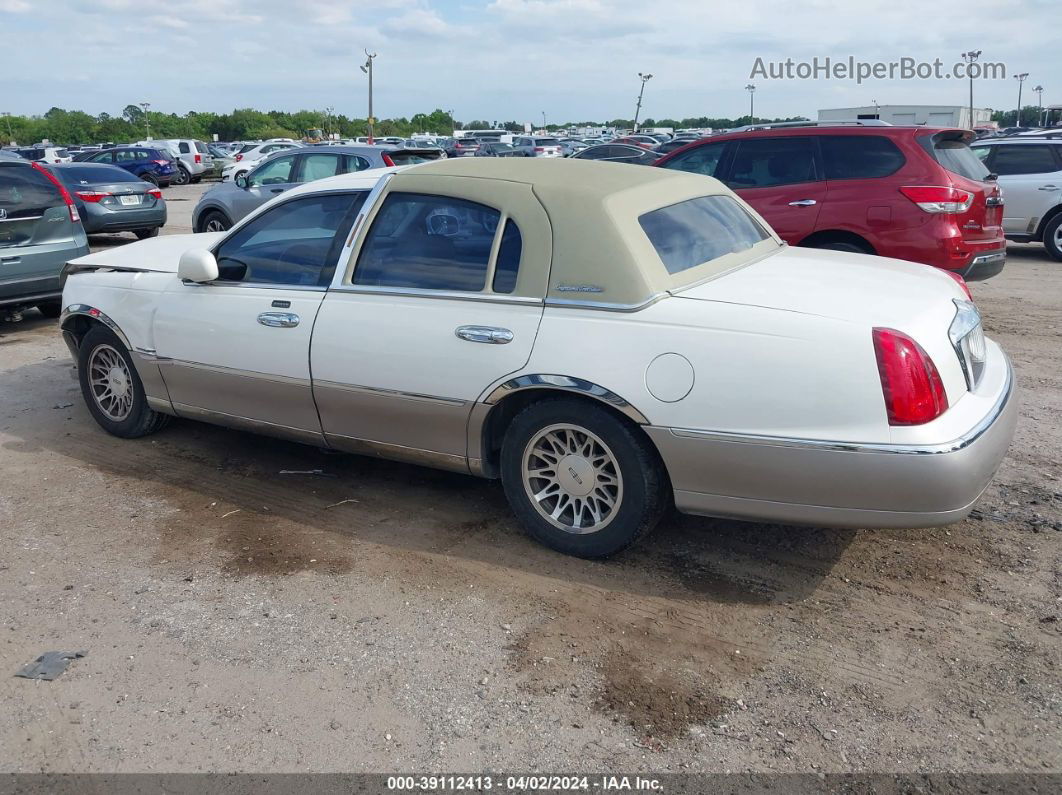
xmin=387 ymin=150 xmax=442 ymax=164
xmin=0 ymin=163 xmax=63 ymax=219
xmin=534 ymin=138 xmax=560 ymax=146
xmin=821 ymin=135 xmax=905 ymax=179
xmin=639 ymin=195 xmax=770 ymax=275
xmin=923 ymin=133 xmax=990 ymax=181
xmin=195 ymin=141 xmax=209 ymax=153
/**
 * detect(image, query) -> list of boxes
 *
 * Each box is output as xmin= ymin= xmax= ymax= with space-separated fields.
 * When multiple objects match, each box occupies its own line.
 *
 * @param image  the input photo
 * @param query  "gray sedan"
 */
xmin=192 ymin=145 xmax=440 ymax=232
xmin=50 ymin=163 xmax=167 ymax=238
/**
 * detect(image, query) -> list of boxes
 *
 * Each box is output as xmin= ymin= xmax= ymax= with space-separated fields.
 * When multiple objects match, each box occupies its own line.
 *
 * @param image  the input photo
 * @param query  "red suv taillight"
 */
xmin=381 ymin=153 xmax=396 ymax=167
xmin=194 ymin=153 xmax=202 ymax=164
xmin=534 ymin=147 xmax=544 ymax=152
xmin=941 ymin=270 xmax=973 ymax=300
xmin=872 ymin=328 xmax=948 ymax=426
xmin=31 ymin=162 xmax=80 ymax=223
xmin=899 ymin=186 xmax=973 ymax=214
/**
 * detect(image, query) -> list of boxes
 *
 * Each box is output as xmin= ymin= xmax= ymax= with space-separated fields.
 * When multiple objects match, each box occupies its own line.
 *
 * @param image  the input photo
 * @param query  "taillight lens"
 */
xmin=534 ymin=147 xmax=544 ymax=152
xmin=148 ymin=189 xmax=163 ymax=199
xmin=899 ymin=186 xmax=974 ymax=214
xmin=235 ymin=153 xmax=243 ymax=162
xmin=75 ymin=190 xmax=110 ymax=202
xmin=381 ymin=153 xmax=396 ymax=167
xmin=153 ymin=159 xmax=169 ymax=166
xmin=194 ymin=153 xmax=202 ymax=164
xmin=872 ymin=328 xmax=948 ymax=425
xmin=941 ymin=269 xmax=972 ymax=300
xmin=31 ymin=162 xmax=80 ymax=223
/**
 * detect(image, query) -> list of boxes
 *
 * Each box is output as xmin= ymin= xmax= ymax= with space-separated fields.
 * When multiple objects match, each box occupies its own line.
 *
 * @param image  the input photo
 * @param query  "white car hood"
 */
xmin=675 ymin=245 xmax=967 ymax=326
xmin=67 ymin=232 xmax=226 ymax=274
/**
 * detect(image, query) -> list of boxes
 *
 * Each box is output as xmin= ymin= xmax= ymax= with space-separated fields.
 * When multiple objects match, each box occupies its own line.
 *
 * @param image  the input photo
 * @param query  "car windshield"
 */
xmin=639 ymin=195 xmax=771 ymax=275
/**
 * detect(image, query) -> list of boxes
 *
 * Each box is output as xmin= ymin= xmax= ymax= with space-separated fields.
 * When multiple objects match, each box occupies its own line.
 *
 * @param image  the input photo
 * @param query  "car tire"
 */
xmin=499 ymin=398 xmax=668 ymax=558
xmin=77 ymin=325 xmax=169 ymax=439
xmin=191 ymin=176 xmax=202 ymax=184
xmin=36 ymin=300 xmax=62 ymax=319
xmin=197 ymin=210 xmax=231 ymax=233
xmin=811 ymin=240 xmax=872 ymax=255
xmin=1043 ymin=213 xmax=1062 ymax=262
xmin=173 ymin=165 xmax=191 ymax=186
xmin=140 ymin=173 xmax=159 ymax=187
xmin=134 ymin=228 xmax=160 ymax=240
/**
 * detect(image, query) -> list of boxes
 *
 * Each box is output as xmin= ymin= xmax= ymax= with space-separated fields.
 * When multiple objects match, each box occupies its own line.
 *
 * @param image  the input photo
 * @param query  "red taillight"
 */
xmin=75 ymin=190 xmax=110 ymax=202
xmin=148 ymin=188 xmax=163 ymax=199
xmin=941 ymin=270 xmax=972 ymax=300
xmin=534 ymin=147 xmax=544 ymax=152
xmin=899 ymin=185 xmax=974 ymax=214
xmin=31 ymin=162 xmax=80 ymax=223
xmin=194 ymin=153 xmax=202 ymax=164
xmin=381 ymin=153 xmax=396 ymax=167
xmin=153 ymin=160 xmax=169 ymax=166
xmin=235 ymin=153 xmax=243 ymax=162
xmin=872 ymin=328 xmax=948 ymax=426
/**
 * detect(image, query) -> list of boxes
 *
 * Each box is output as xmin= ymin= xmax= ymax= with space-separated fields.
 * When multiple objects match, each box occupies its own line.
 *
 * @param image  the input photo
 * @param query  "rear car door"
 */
xmin=0 ymin=162 xmax=86 ymax=306
xmin=980 ymin=144 xmax=1062 ymax=236
xmin=311 ymin=177 xmax=551 ymax=469
xmin=153 ymin=191 xmax=366 ymax=440
xmin=819 ymin=134 xmax=908 ymax=240
xmin=721 ymin=136 xmax=825 ymax=243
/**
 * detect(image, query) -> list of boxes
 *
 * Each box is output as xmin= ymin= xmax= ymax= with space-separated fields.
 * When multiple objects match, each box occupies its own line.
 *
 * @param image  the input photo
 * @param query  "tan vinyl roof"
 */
xmin=392 ymin=158 xmax=782 ymax=307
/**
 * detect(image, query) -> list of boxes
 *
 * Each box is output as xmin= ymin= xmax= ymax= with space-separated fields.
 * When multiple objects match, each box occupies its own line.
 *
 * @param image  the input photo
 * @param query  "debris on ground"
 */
xmin=15 ymin=651 xmax=87 ymax=681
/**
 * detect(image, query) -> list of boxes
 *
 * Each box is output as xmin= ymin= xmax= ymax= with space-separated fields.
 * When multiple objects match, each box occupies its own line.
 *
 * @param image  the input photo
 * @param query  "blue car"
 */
xmin=75 ymin=146 xmax=178 ymax=187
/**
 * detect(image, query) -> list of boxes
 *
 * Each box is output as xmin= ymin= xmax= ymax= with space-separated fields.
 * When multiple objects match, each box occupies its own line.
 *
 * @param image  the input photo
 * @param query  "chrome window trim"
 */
xmin=326 ymin=284 xmax=543 ymax=306
xmin=484 ymin=374 xmax=649 ymax=425
xmin=331 ymin=172 xmax=395 ymax=289
xmin=543 ymin=292 xmax=668 ymax=313
xmin=669 ymin=354 xmax=1013 ymax=457
xmin=194 ymin=281 xmax=327 ymax=293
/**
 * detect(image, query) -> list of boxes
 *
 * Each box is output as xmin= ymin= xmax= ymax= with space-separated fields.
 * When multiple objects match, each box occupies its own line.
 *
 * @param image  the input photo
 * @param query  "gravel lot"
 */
xmin=1 ymin=182 xmax=1059 ymax=775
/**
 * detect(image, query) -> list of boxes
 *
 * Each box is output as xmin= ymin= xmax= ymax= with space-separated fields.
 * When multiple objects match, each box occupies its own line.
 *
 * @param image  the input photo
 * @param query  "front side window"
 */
xmin=639 ymin=195 xmax=770 ymax=275
xmin=354 ymin=193 xmax=503 ymax=292
xmin=728 ymin=137 xmax=817 ymax=188
xmin=214 ymin=192 xmax=365 ymax=286
xmin=990 ymin=145 xmax=1060 ymax=175
xmin=661 ymin=142 xmax=727 ymax=177
xmin=248 ymin=155 xmax=295 ymax=187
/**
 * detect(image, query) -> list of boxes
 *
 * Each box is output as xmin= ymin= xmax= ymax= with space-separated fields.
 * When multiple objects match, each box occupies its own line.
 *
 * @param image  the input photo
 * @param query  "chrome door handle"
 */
xmin=455 ymin=325 xmax=513 ymax=344
xmin=1038 ymin=185 xmax=1059 ymax=191
xmin=788 ymin=199 xmax=817 ymax=206
xmin=257 ymin=311 xmax=300 ymax=328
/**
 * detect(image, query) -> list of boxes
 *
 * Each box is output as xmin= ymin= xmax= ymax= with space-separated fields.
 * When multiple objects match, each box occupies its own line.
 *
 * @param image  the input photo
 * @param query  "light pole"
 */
xmin=360 ymin=50 xmax=377 ymax=144
xmin=960 ymin=50 xmax=981 ymax=129
xmin=447 ymin=109 xmax=455 ymax=135
xmin=140 ymin=101 xmax=151 ymax=139
xmin=1014 ymin=72 xmax=1029 ymax=127
xmin=1 ymin=112 xmax=12 ymax=145
xmin=633 ymin=72 xmax=652 ymax=132
xmin=745 ymin=83 xmax=756 ymax=124
xmin=872 ymin=99 xmax=879 ymax=118
xmin=1033 ymin=85 xmax=1044 ymax=126
xmin=541 ymin=111 xmax=546 ymax=130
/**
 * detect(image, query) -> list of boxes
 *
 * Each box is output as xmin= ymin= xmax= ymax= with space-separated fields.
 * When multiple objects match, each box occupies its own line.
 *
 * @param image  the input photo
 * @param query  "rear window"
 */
xmin=239 ymin=144 xmax=257 ymax=154
xmin=534 ymin=138 xmax=560 ymax=146
xmin=924 ymin=134 xmax=990 ymax=181
xmin=54 ymin=149 xmax=70 ymax=159
xmin=821 ymin=135 xmax=905 ymax=179
xmin=387 ymin=150 xmax=442 ymax=164
xmin=55 ymin=165 xmax=141 ymax=184
xmin=0 ymin=163 xmax=64 ymax=218
xmin=639 ymin=195 xmax=770 ymax=275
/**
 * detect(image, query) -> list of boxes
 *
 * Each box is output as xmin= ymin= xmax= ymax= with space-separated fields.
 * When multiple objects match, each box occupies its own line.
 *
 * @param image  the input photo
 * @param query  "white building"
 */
xmin=818 ymin=104 xmax=993 ymax=129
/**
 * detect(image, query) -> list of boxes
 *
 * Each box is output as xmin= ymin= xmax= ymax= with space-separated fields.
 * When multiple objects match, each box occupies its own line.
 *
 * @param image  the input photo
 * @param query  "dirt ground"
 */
xmin=1 ymin=183 xmax=1059 ymax=775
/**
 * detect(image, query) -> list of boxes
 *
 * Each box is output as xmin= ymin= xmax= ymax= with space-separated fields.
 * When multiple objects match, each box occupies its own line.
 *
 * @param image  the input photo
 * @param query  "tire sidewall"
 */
xmin=174 ymin=165 xmax=190 ymax=185
xmin=1044 ymin=215 xmax=1062 ymax=261
xmin=198 ymin=210 xmax=230 ymax=233
xmin=500 ymin=399 xmax=664 ymax=558
xmin=78 ymin=326 xmax=154 ymax=438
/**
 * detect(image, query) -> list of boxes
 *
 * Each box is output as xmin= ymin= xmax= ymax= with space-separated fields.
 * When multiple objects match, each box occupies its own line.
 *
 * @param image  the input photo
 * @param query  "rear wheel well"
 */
xmin=477 ymin=389 xmax=665 ymax=481
xmin=799 ymin=229 xmax=876 ymax=254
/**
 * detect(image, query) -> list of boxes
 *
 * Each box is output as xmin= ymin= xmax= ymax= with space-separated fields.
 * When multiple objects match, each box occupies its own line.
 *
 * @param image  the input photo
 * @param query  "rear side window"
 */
xmin=729 ymin=137 xmax=817 ymax=187
xmin=179 ymin=142 xmax=191 ymax=154
xmin=492 ymin=220 xmax=522 ymax=294
xmin=661 ymin=142 xmax=727 ymax=176
xmin=639 ymin=195 xmax=770 ymax=275
xmin=341 ymin=156 xmax=371 ymax=173
xmin=989 ymin=145 xmax=1060 ymax=175
xmin=821 ymin=136 xmax=905 ymax=179
xmin=0 ymin=164 xmax=64 ymax=218
xmin=354 ymin=193 xmax=501 ymax=292
xmin=923 ymin=134 xmax=990 ymax=181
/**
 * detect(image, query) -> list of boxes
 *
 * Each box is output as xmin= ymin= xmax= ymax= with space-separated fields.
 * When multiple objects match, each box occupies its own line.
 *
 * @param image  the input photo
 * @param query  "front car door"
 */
xmin=311 ymin=173 xmax=552 ymax=472
xmin=977 ymin=143 xmax=1062 ymax=237
xmin=722 ymin=136 xmax=826 ymax=243
xmin=152 ymin=190 xmax=367 ymax=443
xmin=230 ymin=154 xmax=298 ymax=222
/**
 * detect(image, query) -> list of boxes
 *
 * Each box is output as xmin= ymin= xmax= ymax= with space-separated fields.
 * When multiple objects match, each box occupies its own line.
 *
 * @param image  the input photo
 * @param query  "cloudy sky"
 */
xmin=1 ymin=0 xmax=1056 ymax=123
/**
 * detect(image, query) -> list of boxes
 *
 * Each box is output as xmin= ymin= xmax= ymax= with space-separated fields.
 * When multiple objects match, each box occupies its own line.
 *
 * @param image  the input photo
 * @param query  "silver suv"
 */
xmin=970 ymin=136 xmax=1062 ymax=260
xmin=139 ymin=139 xmax=213 ymax=185
xmin=511 ymin=136 xmax=564 ymax=158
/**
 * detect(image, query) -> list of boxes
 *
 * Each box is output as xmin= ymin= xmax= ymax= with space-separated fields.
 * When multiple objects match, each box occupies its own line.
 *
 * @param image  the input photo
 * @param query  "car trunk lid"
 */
xmin=916 ymin=129 xmax=1004 ymax=244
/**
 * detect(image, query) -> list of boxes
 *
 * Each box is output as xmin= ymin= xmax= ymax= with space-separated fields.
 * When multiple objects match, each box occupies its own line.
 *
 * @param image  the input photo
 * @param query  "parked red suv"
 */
xmin=655 ymin=125 xmax=1006 ymax=280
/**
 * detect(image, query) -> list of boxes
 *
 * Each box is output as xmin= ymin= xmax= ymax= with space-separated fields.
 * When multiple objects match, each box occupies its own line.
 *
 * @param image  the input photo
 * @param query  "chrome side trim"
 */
xmin=314 ymin=379 xmax=468 ymax=407
xmin=171 ymin=401 xmax=325 ymax=446
xmin=159 ymin=358 xmax=312 ymax=388
xmin=484 ymin=374 xmax=649 ymax=425
xmin=325 ymin=433 xmax=470 ymax=475
xmin=669 ymin=354 xmax=1014 ymax=457
xmin=543 ymin=292 xmax=668 ymax=313
xmin=59 ymin=304 xmax=132 ymax=350
xmin=327 ymin=284 xmax=543 ymax=306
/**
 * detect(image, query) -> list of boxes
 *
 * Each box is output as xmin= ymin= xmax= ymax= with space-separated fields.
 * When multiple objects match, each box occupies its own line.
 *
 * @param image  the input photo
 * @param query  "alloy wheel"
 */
xmin=88 ymin=344 xmax=134 ymax=421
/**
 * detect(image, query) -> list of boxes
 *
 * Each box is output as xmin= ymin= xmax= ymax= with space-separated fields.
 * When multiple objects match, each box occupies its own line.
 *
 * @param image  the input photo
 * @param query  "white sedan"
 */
xmin=58 ymin=158 xmax=1016 ymax=558
xmin=221 ymin=142 xmax=302 ymax=182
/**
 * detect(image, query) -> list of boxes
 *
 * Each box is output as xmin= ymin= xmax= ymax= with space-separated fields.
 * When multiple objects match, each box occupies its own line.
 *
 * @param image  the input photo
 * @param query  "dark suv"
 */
xmin=655 ymin=125 xmax=1006 ymax=280
xmin=75 ymin=146 xmax=178 ymax=187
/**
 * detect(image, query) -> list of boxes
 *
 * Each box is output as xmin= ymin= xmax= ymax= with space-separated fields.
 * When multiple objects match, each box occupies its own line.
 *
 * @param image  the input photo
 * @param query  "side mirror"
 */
xmin=178 ymin=249 xmax=219 ymax=283
xmin=235 ymin=174 xmax=248 ymax=189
